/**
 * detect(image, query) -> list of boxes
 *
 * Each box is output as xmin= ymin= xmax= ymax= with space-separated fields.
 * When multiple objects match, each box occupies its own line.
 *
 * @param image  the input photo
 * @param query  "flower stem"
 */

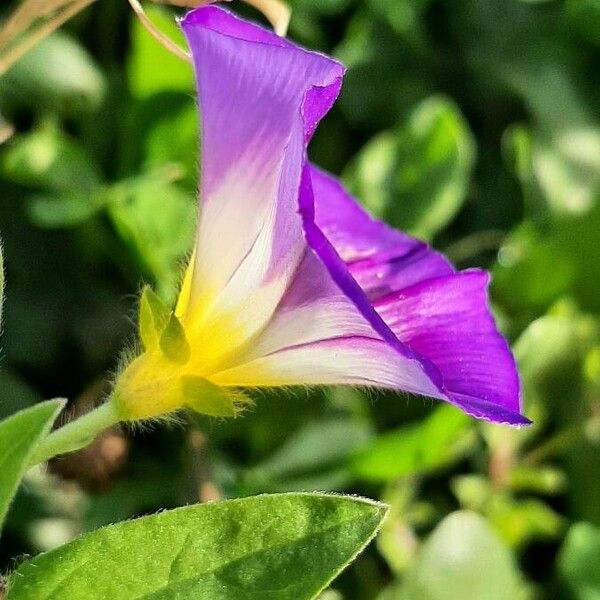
xmin=29 ymin=399 xmax=121 ymax=466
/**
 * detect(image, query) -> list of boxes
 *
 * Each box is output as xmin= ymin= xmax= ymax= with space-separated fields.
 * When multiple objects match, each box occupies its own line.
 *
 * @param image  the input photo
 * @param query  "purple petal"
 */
xmin=374 ymin=271 xmax=528 ymax=425
xmin=211 ymin=247 xmax=442 ymax=398
xmin=180 ymin=6 xmax=343 ymax=334
xmin=298 ymin=167 xmax=526 ymax=425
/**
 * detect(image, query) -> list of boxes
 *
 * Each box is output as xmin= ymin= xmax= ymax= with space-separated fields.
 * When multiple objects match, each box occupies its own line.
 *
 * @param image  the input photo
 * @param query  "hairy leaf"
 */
xmin=7 ymin=493 xmax=388 ymax=600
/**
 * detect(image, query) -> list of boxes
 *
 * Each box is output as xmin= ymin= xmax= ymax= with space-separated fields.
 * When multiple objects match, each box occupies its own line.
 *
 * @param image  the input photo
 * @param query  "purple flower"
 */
xmin=115 ymin=5 xmax=528 ymax=426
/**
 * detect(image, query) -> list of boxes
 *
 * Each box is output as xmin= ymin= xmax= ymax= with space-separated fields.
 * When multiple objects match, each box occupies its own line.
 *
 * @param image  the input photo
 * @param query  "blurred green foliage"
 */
xmin=0 ymin=0 xmax=599 ymax=597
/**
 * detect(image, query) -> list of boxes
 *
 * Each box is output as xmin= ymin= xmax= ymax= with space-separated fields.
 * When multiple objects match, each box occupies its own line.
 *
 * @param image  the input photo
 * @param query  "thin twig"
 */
xmin=0 ymin=0 xmax=59 ymax=49
xmin=151 ymin=0 xmax=290 ymax=37
xmin=0 ymin=0 xmax=95 ymax=76
xmin=127 ymin=0 xmax=191 ymax=62
xmin=0 ymin=119 xmax=14 ymax=145
xmin=241 ymin=0 xmax=290 ymax=36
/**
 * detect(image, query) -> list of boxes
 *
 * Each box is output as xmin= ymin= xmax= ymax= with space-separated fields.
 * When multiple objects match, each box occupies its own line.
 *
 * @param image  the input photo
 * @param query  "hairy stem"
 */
xmin=29 ymin=400 xmax=121 ymax=466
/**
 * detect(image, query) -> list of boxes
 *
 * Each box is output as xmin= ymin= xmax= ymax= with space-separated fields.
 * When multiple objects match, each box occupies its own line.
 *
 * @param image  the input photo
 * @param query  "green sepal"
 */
xmin=160 ymin=312 xmax=191 ymax=363
xmin=139 ymin=285 xmax=170 ymax=351
xmin=182 ymin=376 xmax=248 ymax=417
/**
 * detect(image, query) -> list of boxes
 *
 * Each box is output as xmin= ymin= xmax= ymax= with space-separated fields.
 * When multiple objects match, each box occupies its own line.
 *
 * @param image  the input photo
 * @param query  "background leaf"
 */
xmin=400 ymin=511 xmax=525 ymax=600
xmin=344 ymin=96 xmax=475 ymax=240
xmin=7 ymin=493 xmax=387 ymax=600
xmin=0 ymin=32 xmax=106 ymax=118
xmin=350 ymin=404 xmax=474 ymax=481
xmin=558 ymin=522 xmax=600 ymax=600
xmin=0 ymin=126 xmax=101 ymax=194
xmin=244 ymin=417 xmax=374 ymax=492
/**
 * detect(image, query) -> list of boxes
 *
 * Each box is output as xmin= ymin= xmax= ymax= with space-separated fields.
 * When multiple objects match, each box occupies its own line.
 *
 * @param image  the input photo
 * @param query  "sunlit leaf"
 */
xmin=27 ymin=191 xmax=106 ymax=228
xmin=107 ymin=171 xmax=196 ymax=299
xmin=7 ymin=493 xmax=388 ymax=600
xmin=487 ymin=495 xmax=565 ymax=548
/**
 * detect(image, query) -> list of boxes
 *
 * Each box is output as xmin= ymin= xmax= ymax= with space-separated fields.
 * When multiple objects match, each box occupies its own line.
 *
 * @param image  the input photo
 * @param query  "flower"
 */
xmin=114 ymin=5 xmax=529 ymax=426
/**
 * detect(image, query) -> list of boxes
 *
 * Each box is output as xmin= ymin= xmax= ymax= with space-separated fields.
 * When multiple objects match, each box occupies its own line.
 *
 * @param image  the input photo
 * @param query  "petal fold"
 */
xmin=180 ymin=7 xmax=343 ymax=341
xmin=310 ymin=165 xmax=454 ymax=298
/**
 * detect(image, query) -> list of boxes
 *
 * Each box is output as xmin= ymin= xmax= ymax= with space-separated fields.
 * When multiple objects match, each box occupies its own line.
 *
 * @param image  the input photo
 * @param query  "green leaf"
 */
xmin=143 ymin=101 xmax=199 ymax=187
xmin=7 ymin=493 xmax=388 ymax=600
xmin=513 ymin=305 xmax=595 ymax=425
xmin=246 ymin=418 xmax=374 ymax=493
xmin=350 ymin=404 xmax=473 ymax=482
xmin=27 ymin=191 xmax=107 ymax=228
xmin=504 ymin=121 xmax=600 ymax=313
xmin=567 ymin=0 xmax=600 ymax=45
xmin=551 ymin=201 xmax=600 ymax=313
xmin=107 ymin=172 xmax=196 ymax=300
xmin=559 ymin=522 xmax=600 ymax=600
xmin=139 ymin=285 xmax=171 ymax=351
xmin=344 ymin=96 xmax=475 ymax=240
xmin=160 ymin=312 xmax=191 ymax=363
xmin=127 ymin=6 xmax=194 ymax=98
xmin=513 ymin=306 xmax=600 ymax=524
xmin=0 ymin=32 xmax=106 ymax=117
xmin=1 ymin=126 xmax=102 ymax=194
xmin=505 ymin=466 xmax=566 ymax=495
xmin=492 ymin=222 xmax=575 ymax=313
xmin=368 ymin=0 xmax=430 ymax=36
xmin=487 ymin=495 xmax=565 ymax=548
xmin=0 ymin=399 xmax=65 ymax=530
xmin=402 ymin=511 xmax=525 ymax=600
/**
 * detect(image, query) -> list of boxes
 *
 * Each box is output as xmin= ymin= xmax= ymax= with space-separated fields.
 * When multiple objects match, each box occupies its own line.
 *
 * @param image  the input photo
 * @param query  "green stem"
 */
xmin=29 ymin=399 xmax=121 ymax=466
